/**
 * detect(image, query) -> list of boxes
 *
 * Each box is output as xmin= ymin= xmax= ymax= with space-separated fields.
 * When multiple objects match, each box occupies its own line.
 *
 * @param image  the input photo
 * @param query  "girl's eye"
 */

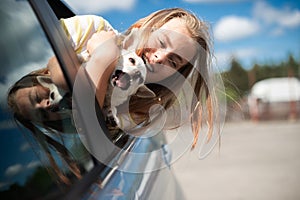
xmin=159 ymin=39 xmax=166 ymax=48
xmin=36 ymin=96 xmax=42 ymax=103
xmin=171 ymin=61 xmax=177 ymax=68
xmin=35 ymin=91 xmax=42 ymax=103
xmin=169 ymin=59 xmax=177 ymax=68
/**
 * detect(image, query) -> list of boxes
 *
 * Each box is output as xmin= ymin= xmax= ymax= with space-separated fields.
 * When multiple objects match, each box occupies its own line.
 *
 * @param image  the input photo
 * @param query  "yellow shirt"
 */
xmin=60 ymin=15 xmax=117 ymax=62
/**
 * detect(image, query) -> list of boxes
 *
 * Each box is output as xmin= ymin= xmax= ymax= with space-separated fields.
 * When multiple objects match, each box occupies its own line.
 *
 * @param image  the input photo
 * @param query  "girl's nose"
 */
xmin=152 ymin=49 xmax=167 ymax=64
xmin=37 ymin=98 xmax=51 ymax=109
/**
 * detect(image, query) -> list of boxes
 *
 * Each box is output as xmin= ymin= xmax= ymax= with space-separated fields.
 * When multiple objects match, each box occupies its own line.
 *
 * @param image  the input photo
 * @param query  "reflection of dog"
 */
xmin=36 ymin=76 xmax=68 ymax=113
xmin=107 ymin=49 xmax=155 ymax=126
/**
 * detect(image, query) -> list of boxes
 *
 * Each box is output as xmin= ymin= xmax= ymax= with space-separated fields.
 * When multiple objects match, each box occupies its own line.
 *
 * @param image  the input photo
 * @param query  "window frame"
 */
xmin=27 ymin=0 xmax=111 ymax=197
xmin=25 ymin=1 xmax=178 ymax=199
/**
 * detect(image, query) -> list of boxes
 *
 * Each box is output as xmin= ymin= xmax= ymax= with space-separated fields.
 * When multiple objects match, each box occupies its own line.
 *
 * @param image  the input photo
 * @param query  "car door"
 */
xmin=0 ymin=0 xmax=185 ymax=199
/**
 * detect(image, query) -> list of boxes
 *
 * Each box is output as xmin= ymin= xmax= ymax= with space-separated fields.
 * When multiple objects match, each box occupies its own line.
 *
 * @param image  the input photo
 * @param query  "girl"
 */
xmin=85 ymin=8 xmax=220 ymax=147
xmin=7 ymin=8 xmax=223 ymax=183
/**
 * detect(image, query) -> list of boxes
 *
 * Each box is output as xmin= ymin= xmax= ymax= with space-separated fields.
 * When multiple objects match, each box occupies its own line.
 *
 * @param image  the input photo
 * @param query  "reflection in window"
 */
xmin=0 ymin=0 xmax=93 ymax=199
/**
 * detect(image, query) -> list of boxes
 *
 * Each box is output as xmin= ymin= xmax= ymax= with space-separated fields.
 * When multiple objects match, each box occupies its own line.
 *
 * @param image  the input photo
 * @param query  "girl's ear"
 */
xmin=41 ymin=68 xmax=50 ymax=75
xmin=45 ymin=69 xmax=50 ymax=75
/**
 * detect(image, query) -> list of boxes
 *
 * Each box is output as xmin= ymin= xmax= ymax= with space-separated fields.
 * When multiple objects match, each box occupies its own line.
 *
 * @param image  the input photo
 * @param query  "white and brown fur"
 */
xmin=104 ymin=29 xmax=156 ymax=126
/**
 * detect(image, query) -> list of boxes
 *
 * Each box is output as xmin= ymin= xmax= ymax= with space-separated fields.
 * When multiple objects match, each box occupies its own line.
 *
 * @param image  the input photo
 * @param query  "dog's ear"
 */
xmin=36 ymin=76 xmax=66 ymax=104
xmin=36 ymin=76 xmax=53 ymax=87
xmin=135 ymin=86 xmax=156 ymax=98
xmin=123 ymin=28 xmax=140 ymax=51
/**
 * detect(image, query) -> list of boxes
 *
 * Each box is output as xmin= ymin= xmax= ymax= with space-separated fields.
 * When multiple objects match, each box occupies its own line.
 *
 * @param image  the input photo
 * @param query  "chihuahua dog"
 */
xmin=107 ymin=48 xmax=155 ymax=126
xmin=103 ymin=28 xmax=156 ymax=127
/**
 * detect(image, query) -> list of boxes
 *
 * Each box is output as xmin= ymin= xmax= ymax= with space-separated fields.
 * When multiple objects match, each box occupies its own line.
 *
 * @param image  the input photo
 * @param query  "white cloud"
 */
xmin=20 ymin=142 xmax=31 ymax=152
xmin=270 ymin=27 xmax=284 ymax=36
xmin=63 ymin=0 xmax=136 ymax=13
xmin=0 ymin=0 xmax=54 ymax=109
xmin=214 ymin=15 xmax=260 ymax=42
xmin=0 ymin=60 xmax=49 ymax=109
xmin=213 ymin=1 xmax=300 ymax=42
xmin=4 ymin=161 xmax=41 ymax=177
xmin=26 ymin=161 xmax=41 ymax=169
xmin=253 ymin=1 xmax=300 ymax=28
xmin=4 ymin=164 xmax=23 ymax=177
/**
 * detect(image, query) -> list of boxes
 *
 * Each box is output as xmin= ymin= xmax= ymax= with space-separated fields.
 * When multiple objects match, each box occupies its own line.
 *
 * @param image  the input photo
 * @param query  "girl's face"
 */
xmin=142 ymin=18 xmax=197 ymax=83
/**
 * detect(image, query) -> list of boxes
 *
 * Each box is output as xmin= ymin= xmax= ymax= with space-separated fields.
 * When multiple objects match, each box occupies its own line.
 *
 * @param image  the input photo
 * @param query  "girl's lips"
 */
xmin=142 ymin=55 xmax=154 ymax=72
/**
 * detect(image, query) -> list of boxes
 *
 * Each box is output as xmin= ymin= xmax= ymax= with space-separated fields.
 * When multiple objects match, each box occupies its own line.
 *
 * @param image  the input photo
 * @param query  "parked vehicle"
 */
xmin=248 ymin=77 xmax=300 ymax=120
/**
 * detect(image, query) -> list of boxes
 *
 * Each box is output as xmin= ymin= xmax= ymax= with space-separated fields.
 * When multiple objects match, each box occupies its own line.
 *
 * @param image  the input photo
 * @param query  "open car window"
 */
xmin=0 ymin=1 xmax=70 ymax=199
xmin=0 ymin=0 xmax=108 ymax=198
xmin=0 ymin=0 xmax=152 ymax=198
xmin=1 ymin=0 xmax=186 ymax=199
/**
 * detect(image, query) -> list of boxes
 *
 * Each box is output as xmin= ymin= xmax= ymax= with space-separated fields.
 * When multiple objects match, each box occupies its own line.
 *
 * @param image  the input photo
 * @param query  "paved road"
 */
xmin=172 ymin=120 xmax=300 ymax=200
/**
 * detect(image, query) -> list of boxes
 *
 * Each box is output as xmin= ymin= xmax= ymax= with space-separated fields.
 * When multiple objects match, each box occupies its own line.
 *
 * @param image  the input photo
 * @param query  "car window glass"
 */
xmin=0 ymin=0 xmax=93 ymax=199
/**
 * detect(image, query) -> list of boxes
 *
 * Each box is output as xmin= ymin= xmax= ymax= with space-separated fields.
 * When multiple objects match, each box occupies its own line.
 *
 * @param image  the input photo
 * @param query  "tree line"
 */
xmin=221 ymin=54 xmax=300 ymax=104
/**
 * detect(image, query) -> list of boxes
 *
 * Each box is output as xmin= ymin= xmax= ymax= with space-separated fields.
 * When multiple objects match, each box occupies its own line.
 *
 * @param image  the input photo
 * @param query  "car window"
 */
xmin=1 ymin=0 xmax=187 ymax=199
xmin=0 ymin=0 xmax=94 ymax=199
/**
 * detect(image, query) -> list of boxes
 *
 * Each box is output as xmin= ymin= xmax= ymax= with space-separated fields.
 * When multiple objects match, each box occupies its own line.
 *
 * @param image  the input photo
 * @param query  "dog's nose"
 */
xmin=132 ymin=71 xmax=144 ymax=84
xmin=128 ymin=57 xmax=135 ymax=65
xmin=111 ymin=70 xmax=131 ymax=90
xmin=50 ymin=91 xmax=55 ymax=101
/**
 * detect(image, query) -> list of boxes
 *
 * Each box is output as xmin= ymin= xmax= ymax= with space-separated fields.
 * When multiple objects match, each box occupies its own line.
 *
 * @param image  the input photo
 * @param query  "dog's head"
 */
xmin=111 ymin=50 xmax=146 ymax=90
xmin=111 ymin=49 xmax=155 ymax=99
xmin=36 ymin=76 xmax=69 ymax=113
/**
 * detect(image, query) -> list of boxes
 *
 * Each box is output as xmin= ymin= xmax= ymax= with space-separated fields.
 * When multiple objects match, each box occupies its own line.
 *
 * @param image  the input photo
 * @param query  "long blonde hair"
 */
xmin=126 ymin=8 xmax=217 ymax=148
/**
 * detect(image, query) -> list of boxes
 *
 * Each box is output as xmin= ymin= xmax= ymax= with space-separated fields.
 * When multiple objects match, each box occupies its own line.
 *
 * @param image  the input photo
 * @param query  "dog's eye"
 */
xmin=129 ymin=57 xmax=135 ymax=65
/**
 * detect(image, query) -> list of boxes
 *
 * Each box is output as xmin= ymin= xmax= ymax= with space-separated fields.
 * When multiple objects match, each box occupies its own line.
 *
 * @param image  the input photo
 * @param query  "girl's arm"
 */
xmin=85 ymin=31 xmax=120 ymax=107
xmin=47 ymin=56 xmax=69 ymax=91
xmin=60 ymin=15 xmax=118 ymax=62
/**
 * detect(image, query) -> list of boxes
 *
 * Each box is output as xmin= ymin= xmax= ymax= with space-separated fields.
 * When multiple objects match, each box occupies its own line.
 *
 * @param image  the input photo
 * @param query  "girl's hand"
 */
xmin=87 ymin=31 xmax=117 ymax=55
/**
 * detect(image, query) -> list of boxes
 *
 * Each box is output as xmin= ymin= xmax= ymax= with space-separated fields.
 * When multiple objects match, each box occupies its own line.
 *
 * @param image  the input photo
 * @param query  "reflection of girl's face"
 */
xmin=15 ymin=84 xmax=63 ymax=122
xmin=143 ymin=18 xmax=197 ymax=83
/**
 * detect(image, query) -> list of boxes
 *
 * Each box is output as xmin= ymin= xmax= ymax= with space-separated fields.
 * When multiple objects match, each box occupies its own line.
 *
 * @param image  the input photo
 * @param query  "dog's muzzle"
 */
xmin=111 ymin=69 xmax=144 ymax=90
xmin=49 ymin=93 xmax=72 ymax=112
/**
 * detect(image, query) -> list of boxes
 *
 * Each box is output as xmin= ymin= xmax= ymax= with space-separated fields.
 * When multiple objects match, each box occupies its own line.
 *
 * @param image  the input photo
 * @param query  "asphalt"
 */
xmin=172 ymin=120 xmax=300 ymax=200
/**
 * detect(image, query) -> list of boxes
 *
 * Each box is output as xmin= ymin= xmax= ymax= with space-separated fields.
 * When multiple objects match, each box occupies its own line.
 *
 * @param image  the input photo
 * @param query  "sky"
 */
xmin=63 ymin=0 xmax=300 ymax=71
xmin=1 ymin=0 xmax=300 ymax=105
xmin=0 ymin=0 xmax=299 ymax=191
